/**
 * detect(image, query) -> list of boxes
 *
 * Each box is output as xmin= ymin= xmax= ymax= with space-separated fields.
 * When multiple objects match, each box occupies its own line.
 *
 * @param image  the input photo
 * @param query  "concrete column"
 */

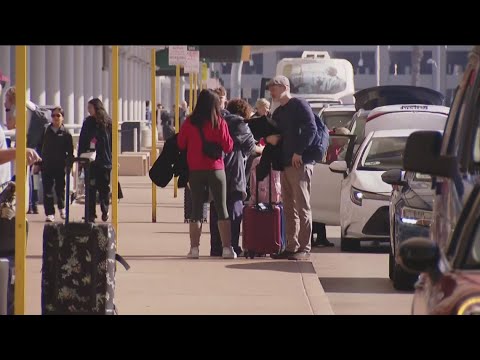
xmin=230 ymin=62 xmax=243 ymax=99
xmin=180 ymin=76 xmax=186 ymax=103
xmin=439 ymin=46 xmax=447 ymax=97
xmin=102 ymin=68 xmax=110 ymax=115
xmin=74 ymin=46 xmax=85 ymax=125
xmin=134 ymin=53 xmax=140 ymax=120
xmin=170 ymin=76 xmax=176 ymax=113
xmin=84 ymin=46 xmax=93 ymax=111
xmin=26 ymin=47 xmax=30 ymax=101
xmin=9 ymin=46 xmax=15 ymax=85
xmin=122 ymin=52 xmax=128 ymax=122
xmin=0 ymin=46 xmax=11 ymax=127
xmin=117 ymin=50 xmax=124 ymax=124
xmin=162 ymin=77 xmax=171 ymax=111
xmin=156 ymin=76 xmax=161 ymax=106
xmin=30 ymin=46 xmax=46 ymax=105
xmin=93 ymin=46 xmax=102 ymax=99
xmin=60 ymin=46 xmax=74 ymax=125
xmin=142 ymin=61 xmax=147 ymax=120
xmin=128 ymin=52 xmax=134 ymax=121
xmin=46 ymin=46 xmax=61 ymax=106
xmin=376 ymin=46 xmax=390 ymax=86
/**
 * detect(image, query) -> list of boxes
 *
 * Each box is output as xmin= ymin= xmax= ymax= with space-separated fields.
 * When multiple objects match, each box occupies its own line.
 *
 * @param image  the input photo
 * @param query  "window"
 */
xmin=420 ymin=51 xmax=433 ymax=75
xmin=333 ymin=51 xmax=375 ymax=75
xmin=389 ymin=51 xmax=412 ymax=75
xmin=450 ymin=69 xmax=477 ymax=156
xmin=358 ymin=136 xmax=408 ymax=171
xmin=281 ymin=61 xmax=349 ymax=95
xmin=447 ymin=51 xmax=469 ymax=75
xmin=463 ymin=222 xmax=480 ymax=269
xmin=242 ymin=54 xmax=263 ymax=75
xmin=221 ymin=54 xmax=263 ymax=75
xmin=323 ymin=135 xmax=355 ymax=165
xmin=222 ymin=63 xmax=232 ymax=74
xmin=471 ymin=83 xmax=480 ymax=165
xmin=321 ymin=111 xmax=356 ymax=130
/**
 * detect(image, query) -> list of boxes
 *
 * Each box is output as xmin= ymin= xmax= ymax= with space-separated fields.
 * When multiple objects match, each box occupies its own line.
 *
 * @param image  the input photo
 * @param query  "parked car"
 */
xmin=403 ymin=45 xmax=480 ymax=254
xmin=382 ymin=169 xmax=435 ymax=290
xmin=399 ymin=184 xmax=480 ymax=315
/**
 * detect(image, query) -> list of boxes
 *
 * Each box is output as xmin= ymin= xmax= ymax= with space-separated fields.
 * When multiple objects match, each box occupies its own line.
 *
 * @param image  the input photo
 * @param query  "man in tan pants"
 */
xmin=266 ymin=76 xmax=317 ymax=261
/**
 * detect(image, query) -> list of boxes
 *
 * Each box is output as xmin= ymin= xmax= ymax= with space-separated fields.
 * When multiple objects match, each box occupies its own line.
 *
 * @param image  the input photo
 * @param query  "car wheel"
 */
xmin=340 ymin=236 xmax=360 ymax=252
xmin=392 ymin=262 xmax=417 ymax=291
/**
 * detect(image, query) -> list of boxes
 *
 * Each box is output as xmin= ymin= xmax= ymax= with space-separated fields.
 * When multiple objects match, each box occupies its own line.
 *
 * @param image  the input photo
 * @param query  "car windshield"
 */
xmin=321 ymin=111 xmax=355 ymax=130
xmin=280 ymin=61 xmax=349 ymax=95
xmin=358 ymin=136 xmax=408 ymax=171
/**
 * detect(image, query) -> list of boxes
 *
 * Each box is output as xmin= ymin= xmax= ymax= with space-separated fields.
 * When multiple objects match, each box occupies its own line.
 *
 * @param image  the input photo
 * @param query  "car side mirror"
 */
xmin=329 ymin=160 xmax=348 ymax=174
xmin=381 ymin=169 xmax=406 ymax=186
xmin=403 ymin=131 xmax=457 ymax=178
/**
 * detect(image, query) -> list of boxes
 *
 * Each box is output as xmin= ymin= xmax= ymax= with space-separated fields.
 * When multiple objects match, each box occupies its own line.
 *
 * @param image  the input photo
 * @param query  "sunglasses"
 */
xmin=5 ymin=108 xmax=10 ymax=112
xmin=51 ymin=114 xmax=62 ymax=118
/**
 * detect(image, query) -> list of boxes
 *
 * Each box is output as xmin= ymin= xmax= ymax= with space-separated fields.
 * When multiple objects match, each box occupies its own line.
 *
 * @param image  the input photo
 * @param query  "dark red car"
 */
xmin=399 ymin=185 xmax=480 ymax=315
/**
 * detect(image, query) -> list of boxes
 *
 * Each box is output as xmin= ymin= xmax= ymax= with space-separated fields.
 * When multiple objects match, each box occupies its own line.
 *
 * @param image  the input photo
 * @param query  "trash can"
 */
xmin=121 ymin=121 xmax=141 ymax=153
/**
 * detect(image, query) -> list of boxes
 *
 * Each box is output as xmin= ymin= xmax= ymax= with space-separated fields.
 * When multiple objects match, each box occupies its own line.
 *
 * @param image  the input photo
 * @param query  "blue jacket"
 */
xmin=272 ymin=97 xmax=317 ymax=166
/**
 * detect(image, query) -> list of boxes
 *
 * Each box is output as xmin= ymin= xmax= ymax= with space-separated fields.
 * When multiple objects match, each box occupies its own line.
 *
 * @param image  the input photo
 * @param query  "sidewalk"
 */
xmin=25 ymin=176 xmax=333 ymax=315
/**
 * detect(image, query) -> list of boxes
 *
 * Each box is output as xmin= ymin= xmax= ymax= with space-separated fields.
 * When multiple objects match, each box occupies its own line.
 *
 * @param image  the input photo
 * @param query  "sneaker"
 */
xmin=270 ymin=250 xmax=296 ymax=260
xmin=222 ymin=246 xmax=237 ymax=259
xmin=59 ymin=209 xmax=66 ymax=220
xmin=288 ymin=251 xmax=311 ymax=261
xmin=32 ymin=205 xmax=39 ymax=214
xmin=187 ymin=247 xmax=199 ymax=259
xmin=102 ymin=212 xmax=109 ymax=222
xmin=45 ymin=215 xmax=55 ymax=223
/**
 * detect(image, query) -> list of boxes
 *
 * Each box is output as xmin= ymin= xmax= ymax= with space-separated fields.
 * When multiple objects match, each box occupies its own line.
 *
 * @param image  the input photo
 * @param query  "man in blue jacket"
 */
xmin=266 ymin=76 xmax=317 ymax=261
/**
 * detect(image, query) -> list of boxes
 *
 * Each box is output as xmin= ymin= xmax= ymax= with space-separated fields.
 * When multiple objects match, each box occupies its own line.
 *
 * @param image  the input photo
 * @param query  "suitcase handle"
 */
xmin=255 ymin=166 xmax=273 ymax=207
xmin=65 ymin=157 xmax=93 ymax=224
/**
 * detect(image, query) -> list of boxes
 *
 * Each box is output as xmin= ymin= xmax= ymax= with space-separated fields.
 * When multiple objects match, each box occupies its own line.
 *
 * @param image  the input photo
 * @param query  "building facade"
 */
xmin=215 ymin=45 xmax=472 ymax=106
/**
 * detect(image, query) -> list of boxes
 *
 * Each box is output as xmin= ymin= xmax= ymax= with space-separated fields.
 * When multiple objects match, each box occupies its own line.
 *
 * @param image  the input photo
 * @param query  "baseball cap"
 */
xmin=267 ymin=75 xmax=290 ymax=89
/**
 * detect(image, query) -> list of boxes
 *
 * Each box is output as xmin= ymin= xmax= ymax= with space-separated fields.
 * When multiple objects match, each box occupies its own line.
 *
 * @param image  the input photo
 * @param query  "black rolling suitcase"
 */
xmin=41 ymin=157 xmax=130 ymax=315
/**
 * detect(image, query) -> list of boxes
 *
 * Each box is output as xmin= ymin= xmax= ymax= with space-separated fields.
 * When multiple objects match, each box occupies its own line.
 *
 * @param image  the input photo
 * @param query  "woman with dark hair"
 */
xmin=177 ymin=89 xmax=234 ymax=259
xmin=78 ymin=98 xmax=112 ymax=222
xmin=36 ymin=106 xmax=74 ymax=222
xmin=209 ymin=98 xmax=263 ymax=256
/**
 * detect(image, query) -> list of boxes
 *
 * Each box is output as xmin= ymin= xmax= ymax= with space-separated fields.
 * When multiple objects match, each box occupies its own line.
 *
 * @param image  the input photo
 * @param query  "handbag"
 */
xmin=197 ymin=125 xmax=223 ymax=160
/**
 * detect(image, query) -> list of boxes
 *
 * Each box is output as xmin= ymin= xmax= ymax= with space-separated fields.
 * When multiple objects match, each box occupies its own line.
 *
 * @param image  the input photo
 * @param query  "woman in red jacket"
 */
xmin=177 ymin=89 xmax=235 ymax=259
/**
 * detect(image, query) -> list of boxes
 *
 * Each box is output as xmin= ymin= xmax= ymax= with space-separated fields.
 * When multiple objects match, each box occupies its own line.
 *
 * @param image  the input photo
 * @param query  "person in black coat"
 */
xmin=36 ymin=106 xmax=73 ymax=222
xmin=209 ymin=99 xmax=264 ymax=256
xmin=78 ymin=98 xmax=112 ymax=223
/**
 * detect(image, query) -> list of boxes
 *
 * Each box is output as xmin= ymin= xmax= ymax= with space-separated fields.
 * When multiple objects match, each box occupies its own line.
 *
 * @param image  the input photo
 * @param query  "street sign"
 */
xmin=184 ymin=50 xmax=200 ymax=74
xmin=168 ymin=46 xmax=187 ymax=66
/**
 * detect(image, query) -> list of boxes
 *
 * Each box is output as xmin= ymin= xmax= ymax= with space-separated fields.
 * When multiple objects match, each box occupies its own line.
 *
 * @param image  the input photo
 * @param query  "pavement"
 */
xmin=24 ymin=175 xmax=334 ymax=315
